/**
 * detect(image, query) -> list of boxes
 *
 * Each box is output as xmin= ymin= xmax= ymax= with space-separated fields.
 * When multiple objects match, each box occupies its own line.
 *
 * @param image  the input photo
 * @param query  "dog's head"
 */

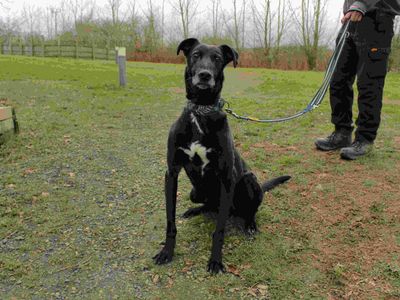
xmin=177 ymin=38 xmax=239 ymax=104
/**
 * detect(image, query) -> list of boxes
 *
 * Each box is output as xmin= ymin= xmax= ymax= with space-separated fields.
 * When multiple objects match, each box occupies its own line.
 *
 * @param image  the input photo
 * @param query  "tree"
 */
xmin=68 ymin=0 xmax=96 ymax=29
xmin=22 ymin=5 xmax=43 ymax=45
xmin=126 ymin=0 xmax=140 ymax=47
xmin=223 ymin=0 xmax=246 ymax=51
xmin=161 ymin=0 xmax=166 ymax=47
xmin=142 ymin=0 xmax=160 ymax=52
xmin=107 ymin=0 xmax=122 ymax=25
xmin=170 ymin=0 xmax=199 ymax=39
xmin=211 ymin=0 xmax=221 ymax=39
xmin=275 ymin=0 xmax=288 ymax=56
xmin=251 ymin=0 xmax=272 ymax=53
xmin=0 ymin=0 xmax=10 ymax=10
xmin=241 ymin=0 xmax=246 ymax=49
xmin=0 ymin=15 xmax=22 ymax=46
xmin=290 ymin=0 xmax=328 ymax=70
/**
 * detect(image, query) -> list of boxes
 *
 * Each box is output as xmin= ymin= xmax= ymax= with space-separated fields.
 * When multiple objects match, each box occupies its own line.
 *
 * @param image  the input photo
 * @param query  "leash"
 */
xmin=224 ymin=21 xmax=351 ymax=123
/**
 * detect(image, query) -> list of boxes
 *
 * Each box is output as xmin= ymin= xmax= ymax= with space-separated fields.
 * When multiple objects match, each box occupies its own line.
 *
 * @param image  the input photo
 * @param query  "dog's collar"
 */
xmin=186 ymin=98 xmax=225 ymax=116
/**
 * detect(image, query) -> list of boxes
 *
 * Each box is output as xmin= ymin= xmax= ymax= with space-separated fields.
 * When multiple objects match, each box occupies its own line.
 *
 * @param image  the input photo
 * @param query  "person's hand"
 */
xmin=341 ymin=11 xmax=363 ymax=24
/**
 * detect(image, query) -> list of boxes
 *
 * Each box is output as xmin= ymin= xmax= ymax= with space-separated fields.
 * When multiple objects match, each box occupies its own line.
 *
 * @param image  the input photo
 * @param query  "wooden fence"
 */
xmin=0 ymin=43 xmax=116 ymax=61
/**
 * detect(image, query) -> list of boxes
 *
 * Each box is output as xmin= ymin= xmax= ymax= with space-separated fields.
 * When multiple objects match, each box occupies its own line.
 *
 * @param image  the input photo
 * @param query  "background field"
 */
xmin=1 ymin=56 xmax=400 ymax=299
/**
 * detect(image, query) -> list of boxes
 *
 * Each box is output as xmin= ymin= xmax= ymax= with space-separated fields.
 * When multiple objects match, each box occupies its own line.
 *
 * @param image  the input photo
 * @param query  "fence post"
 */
xmin=117 ymin=47 xmax=126 ymax=87
xmin=106 ymin=46 xmax=109 ymax=60
xmin=0 ymin=42 xmax=3 ymax=55
xmin=10 ymin=43 xmax=13 ymax=55
xmin=32 ymin=44 xmax=35 ymax=57
xmin=21 ymin=43 xmax=24 ymax=56
xmin=92 ymin=43 xmax=95 ymax=60
xmin=42 ymin=42 xmax=45 ymax=57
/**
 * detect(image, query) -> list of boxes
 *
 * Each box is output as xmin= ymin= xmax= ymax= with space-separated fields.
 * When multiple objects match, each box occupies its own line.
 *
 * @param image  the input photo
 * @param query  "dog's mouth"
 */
xmin=195 ymin=83 xmax=211 ymax=90
xmin=192 ymin=78 xmax=215 ymax=90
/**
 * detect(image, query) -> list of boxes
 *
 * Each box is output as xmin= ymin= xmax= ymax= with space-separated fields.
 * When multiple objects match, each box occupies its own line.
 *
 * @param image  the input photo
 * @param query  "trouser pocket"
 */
xmin=366 ymin=48 xmax=390 ymax=79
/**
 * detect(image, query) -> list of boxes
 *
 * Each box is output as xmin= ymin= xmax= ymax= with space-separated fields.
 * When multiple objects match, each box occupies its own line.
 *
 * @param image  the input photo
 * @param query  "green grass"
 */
xmin=1 ymin=55 xmax=400 ymax=299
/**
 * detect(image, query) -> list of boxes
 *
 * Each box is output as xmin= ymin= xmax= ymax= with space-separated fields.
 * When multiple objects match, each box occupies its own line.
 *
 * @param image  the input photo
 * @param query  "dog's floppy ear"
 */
xmin=219 ymin=45 xmax=239 ymax=68
xmin=177 ymin=38 xmax=200 ymax=56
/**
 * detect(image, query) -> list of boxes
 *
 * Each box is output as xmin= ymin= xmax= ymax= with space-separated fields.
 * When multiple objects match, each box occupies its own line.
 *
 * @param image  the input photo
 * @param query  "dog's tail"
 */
xmin=261 ymin=176 xmax=291 ymax=193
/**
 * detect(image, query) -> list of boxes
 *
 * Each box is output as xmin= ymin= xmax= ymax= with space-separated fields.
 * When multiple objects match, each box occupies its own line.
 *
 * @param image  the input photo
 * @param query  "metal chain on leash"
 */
xmin=224 ymin=21 xmax=351 ymax=123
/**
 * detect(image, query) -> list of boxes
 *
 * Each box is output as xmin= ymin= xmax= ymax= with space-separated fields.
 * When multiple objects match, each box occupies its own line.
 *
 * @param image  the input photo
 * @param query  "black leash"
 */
xmin=224 ymin=21 xmax=351 ymax=123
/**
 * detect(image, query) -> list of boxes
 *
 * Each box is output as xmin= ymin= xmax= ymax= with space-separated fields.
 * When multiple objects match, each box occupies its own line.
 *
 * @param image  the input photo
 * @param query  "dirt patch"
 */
xmin=385 ymin=99 xmax=400 ymax=106
xmin=169 ymin=87 xmax=185 ymax=94
xmin=394 ymin=137 xmax=400 ymax=150
xmin=286 ymin=163 xmax=399 ymax=299
xmin=242 ymin=140 xmax=400 ymax=298
xmin=238 ymin=71 xmax=259 ymax=80
xmin=254 ymin=141 xmax=307 ymax=154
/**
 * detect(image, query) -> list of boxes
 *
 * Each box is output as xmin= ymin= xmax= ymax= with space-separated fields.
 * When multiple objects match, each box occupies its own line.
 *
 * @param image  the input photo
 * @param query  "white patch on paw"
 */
xmin=179 ymin=141 xmax=211 ymax=175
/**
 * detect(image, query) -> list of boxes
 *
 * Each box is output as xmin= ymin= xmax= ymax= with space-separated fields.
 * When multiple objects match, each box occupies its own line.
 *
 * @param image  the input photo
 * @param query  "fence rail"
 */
xmin=0 ymin=43 xmax=117 ymax=61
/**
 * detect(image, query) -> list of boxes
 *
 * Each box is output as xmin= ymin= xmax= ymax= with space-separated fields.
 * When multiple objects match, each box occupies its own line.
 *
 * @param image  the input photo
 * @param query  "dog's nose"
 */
xmin=198 ymin=71 xmax=212 ymax=81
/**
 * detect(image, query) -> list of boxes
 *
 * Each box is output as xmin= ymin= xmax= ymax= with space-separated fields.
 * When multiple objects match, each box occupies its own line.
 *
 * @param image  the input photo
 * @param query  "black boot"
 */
xmin=340 ymin=140 xmax=373 ymax=160
xmin=315 ymin=130 xmax=352 ymax=151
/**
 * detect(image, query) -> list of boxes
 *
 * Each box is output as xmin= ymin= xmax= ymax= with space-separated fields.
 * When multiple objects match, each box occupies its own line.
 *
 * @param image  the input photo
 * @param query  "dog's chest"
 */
xmin=180 ymin=141 xmax=212 ymax=175
xmin=179 ymin=113 xmax=215 ymax=175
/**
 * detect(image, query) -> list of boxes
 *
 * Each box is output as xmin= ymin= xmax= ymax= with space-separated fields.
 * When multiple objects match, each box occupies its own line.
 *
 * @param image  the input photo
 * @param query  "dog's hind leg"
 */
xmin=182 ymin=187 xmax=207 ymax=218
xmin=189 ymin=187 xmax=206 ymax=203
xmin=182 ymin=205 xmax=208 ymax=218
xmin=232 ymin=172 xmax=263 ymax=235
xmin=183 ymin=188 xmax=216 ymax=218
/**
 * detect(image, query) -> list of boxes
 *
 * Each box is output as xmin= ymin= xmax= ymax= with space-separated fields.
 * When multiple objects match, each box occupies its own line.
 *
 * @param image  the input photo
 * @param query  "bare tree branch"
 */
xmin=169 ymin=0 xmax=199 ymax=39
xmin=107 ymin=0 xmax=122 ymax=25
xmin=211 ymin=0 xmax=221 ymax=39
xmin=0 ymin=0 xmax=11 ymax=10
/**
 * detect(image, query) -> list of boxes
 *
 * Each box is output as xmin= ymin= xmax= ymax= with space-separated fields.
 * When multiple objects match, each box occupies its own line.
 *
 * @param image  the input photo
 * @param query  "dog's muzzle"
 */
xmin=192 ymin=70 xmax=215 ymax=89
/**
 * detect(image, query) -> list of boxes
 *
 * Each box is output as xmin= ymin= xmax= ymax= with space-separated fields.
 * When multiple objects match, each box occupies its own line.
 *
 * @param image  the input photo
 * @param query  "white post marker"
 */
xmin=117 ymin=47 xmax=127 ymax=87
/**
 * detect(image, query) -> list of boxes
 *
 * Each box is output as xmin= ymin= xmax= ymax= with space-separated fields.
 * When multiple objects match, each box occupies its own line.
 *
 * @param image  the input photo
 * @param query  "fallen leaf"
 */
xmin=227 ymin=264 xmax=241 ymax=277
xmin=248 ymin=289 xmax=257 ymax=297
xmin=152 ymin=274 xmax=160 ymax=284
xmin=23 ymin=168 xmax=36 ymax=176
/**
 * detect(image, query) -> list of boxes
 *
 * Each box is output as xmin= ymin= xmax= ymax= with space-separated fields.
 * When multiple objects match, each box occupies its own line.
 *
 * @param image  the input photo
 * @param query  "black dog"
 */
xmin=153 ymin=38 xmax=290 ymax=274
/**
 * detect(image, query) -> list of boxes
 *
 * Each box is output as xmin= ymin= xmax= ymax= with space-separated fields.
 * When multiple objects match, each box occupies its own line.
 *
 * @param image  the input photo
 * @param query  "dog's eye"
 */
xmin=215 ymin=56 xmax=222 ymax=62
xmin=192 ymin=53 xmax=200 ymax=59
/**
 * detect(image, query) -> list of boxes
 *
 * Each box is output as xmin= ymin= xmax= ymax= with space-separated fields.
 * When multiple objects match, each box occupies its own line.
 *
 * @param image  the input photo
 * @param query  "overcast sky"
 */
xmin=1 ymin=0 xmax=344 ymax=21
xmin=0 ymin=0 xmax=345 ymax=46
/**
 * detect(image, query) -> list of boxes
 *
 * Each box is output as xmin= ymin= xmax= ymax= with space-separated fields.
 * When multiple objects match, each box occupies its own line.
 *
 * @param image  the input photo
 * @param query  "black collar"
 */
xmin=186 ymin=99 xmax=225 ymax=116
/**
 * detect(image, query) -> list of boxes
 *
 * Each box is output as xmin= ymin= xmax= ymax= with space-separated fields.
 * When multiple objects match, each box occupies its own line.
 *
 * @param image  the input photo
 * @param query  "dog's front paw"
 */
xmin=207 ymin=260 xmax=226 ymax=274
xmin=244 ymin=221 xmax=258 ymax=236
xmin=153 ymin=247 xmax=174 ymax=265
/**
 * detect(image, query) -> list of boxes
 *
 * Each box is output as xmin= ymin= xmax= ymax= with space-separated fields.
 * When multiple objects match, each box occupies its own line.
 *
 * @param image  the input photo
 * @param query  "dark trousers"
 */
xmin=330 ymin=10 xmax=394 ymax=142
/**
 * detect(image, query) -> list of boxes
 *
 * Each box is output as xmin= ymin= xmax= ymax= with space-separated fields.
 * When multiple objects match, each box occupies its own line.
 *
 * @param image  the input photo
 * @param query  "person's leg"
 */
xmin=315 ymin=26 xmax=358 ymax=151
xmin=329 ymin=33 xmax=358 ymax=132
xmin=355 ymin=12 xmax=394 ymax=142
xmin=340 ymin=11 xmax=394 ymax=160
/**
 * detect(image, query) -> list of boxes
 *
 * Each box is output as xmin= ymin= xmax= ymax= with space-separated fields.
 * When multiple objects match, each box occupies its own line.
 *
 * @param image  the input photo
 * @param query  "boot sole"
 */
xmin=315 ymin=142 xmax=350 ymax=152
xmin=340 ymin=152 xmax=358 ymax=160
xmin=340 ymin=148 xmax=372 ymax=160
